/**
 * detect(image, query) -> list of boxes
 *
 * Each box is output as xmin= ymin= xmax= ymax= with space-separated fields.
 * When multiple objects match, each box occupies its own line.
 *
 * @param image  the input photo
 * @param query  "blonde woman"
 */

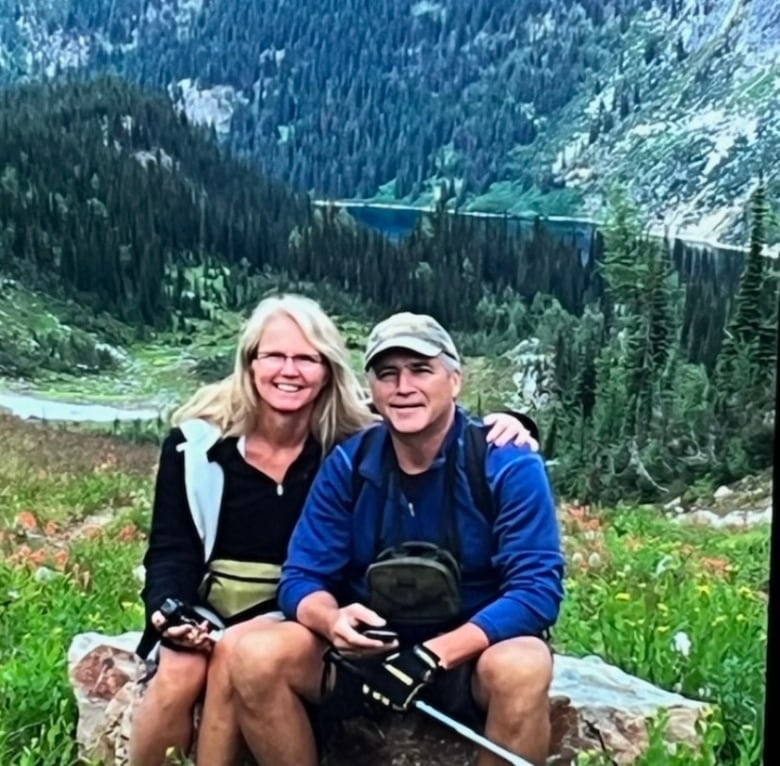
xmin=128 ymin=294 xmax=536 ymax=766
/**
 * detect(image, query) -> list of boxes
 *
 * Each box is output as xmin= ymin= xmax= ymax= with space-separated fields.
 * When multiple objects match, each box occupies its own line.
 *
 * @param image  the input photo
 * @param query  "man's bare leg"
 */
xmin=472 ymin=636 xmax=553 ymax=766
xmin=196 ymin=615 xmax=287 ymax=765
xmin=129 ymin=647 xmax=208 ymax=766
xmin=230 ymin=621 xmax=327 ymax=766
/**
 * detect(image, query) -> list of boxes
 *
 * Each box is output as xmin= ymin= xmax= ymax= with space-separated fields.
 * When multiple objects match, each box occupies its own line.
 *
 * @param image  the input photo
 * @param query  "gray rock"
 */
xmin=676 ymin=507 xmax=772 ymax=529
xmin=713 ymin=485 xmax=733 ymax=500
xmin=68 ymin=634 xmax=709 ymax=765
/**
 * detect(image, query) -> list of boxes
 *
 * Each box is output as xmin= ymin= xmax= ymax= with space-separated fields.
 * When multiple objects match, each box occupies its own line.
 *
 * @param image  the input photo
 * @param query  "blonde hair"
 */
xmin=172 ymin=294 xmax=375 ymax=452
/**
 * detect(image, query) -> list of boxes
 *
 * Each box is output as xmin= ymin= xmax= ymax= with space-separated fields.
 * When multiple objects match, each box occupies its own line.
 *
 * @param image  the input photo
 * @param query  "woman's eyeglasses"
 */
xmin=254 ymin=351 xmax=325 ymax=372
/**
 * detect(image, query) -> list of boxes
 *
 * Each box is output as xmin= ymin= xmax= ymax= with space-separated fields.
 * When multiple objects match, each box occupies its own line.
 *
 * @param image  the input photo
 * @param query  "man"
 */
xmin=229 ymin=312 xmax=565 ymax=766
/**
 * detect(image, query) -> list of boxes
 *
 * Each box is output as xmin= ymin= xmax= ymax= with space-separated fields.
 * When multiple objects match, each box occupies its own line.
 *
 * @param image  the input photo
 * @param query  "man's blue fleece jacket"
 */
xmin=279 ymin=409 xmax=565 ymax=644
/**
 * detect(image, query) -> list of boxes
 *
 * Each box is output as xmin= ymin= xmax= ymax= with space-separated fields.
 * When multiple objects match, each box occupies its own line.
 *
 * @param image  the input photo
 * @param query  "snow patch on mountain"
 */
xmin=168 ymin=79 xmax=248 ymax=137
xmin=13 ymin=13 xmax=91 ymax=76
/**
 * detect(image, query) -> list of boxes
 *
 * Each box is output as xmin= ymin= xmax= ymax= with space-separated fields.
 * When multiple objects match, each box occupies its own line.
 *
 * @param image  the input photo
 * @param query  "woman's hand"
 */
xmin=483 ymin=412 xmax=539 ymax=451
xmin=151 ymin=609 xmax=216 ymax=652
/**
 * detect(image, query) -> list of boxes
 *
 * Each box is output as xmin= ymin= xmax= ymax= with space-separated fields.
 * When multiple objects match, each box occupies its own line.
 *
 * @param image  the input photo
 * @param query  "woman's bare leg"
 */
xmin=129 ymin=647 xmax=209 ymax=766
xmin=195 ymin=614 xmax=285 ymax=766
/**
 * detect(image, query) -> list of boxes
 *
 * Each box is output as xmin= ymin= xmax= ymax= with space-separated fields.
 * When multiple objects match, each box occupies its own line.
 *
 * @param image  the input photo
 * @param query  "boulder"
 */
xmin=68 ymin=632 xmax=146 ymax=765
xmin=68 ymin=634 xmax=710 ymax=765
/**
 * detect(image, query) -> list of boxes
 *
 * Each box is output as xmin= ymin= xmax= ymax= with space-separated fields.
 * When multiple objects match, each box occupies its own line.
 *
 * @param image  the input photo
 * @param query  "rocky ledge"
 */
xmin=69 ymin=632 xmax=710 ymax=765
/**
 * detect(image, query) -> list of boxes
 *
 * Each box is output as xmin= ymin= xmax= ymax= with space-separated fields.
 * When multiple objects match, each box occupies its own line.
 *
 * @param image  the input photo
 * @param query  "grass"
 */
xmin=0 ymin=281 xmax=515 ymax=421
xmin=554 ymin=503 xmax=768 ymax=765
xmin=0 ymin=415 xmax=770 ymax=765
xmin=0 ymin=415 xmax=156 ymax=765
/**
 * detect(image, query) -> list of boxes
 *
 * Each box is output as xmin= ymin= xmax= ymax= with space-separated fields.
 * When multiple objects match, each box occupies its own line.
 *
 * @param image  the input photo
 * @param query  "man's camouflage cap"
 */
xmin=363 ymin=311 xmax=460 ymax=370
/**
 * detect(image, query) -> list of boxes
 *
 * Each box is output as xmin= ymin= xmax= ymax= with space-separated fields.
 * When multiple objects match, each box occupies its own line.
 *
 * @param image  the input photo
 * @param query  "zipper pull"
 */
xmin=277 ymin=484 xmax=284 ymax=496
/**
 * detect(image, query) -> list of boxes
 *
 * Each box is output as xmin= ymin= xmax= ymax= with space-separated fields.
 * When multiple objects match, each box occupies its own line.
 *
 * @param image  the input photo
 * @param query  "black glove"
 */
xmin=358 ymin=644 xmax=443 ymax=711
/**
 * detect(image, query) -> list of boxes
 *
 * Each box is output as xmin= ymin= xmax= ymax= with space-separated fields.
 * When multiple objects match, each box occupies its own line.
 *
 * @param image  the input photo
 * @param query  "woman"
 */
xmin=128 ymin=294 xmax=536 ymax=766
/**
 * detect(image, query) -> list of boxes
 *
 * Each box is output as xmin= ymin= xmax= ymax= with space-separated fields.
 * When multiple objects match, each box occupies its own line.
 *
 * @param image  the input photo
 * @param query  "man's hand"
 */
xmin=358 ymin=644 xmax=443 ymax=711
xmin=327 ymin=603 xmax=398 ymax=656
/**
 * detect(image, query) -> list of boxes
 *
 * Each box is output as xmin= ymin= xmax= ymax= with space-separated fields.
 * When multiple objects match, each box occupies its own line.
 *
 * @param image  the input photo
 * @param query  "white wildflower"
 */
xmin=587 ymin=552 xmax=602 ymax=569
xmin=655 ymin=554 xmax=675 ymax=577
xmin=672 ymin=631 xmax=691 ymax=657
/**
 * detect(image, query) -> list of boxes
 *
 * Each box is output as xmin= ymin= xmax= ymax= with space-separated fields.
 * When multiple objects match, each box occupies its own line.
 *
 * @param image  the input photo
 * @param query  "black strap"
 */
xmin=463 ymin=423 xmax=494 ymax=524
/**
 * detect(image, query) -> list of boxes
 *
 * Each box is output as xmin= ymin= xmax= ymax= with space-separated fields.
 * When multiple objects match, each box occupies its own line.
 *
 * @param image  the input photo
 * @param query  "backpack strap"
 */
xmin=464 ymin=412 xmax=541 ymax=526
xmin=350 ymin=425 xmax=386 ymax=501
xmin=352 ymin=421 xmax=498 ymax=527
xmin=463 ymin=422 xmax=495 ymax=524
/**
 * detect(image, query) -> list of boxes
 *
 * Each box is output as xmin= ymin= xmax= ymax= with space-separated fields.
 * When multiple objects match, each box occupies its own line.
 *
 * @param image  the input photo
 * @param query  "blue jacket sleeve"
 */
xmin=278 ymin=445 xmax=355 ymax=619
xmin=468 ymin=448 xmax=565 ymax=644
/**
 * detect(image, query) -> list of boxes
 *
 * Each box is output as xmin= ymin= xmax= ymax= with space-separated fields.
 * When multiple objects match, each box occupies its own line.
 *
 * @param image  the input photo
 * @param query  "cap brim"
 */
xmin=364 ymin=336 xmax=443 ymax=370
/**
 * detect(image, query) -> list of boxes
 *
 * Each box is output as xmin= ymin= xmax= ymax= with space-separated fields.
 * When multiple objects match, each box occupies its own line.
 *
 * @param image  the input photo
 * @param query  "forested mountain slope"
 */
xmin=0 ymin=76 xmax=311 ymax=325
xmin=0 ymin=77 xmax=774 ymax=507
xmin=1 ymin=0 xmax=777 ymax=244
xmin=0 ymin=77 xmax=587 ymax=338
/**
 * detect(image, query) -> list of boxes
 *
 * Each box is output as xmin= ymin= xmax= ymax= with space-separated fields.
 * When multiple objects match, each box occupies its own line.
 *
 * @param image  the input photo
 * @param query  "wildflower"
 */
xmin=696 ymin=584 xmax=711 ymax=596
xmin=34 ymin=566 xmax=59 ymax=583
xmin=737 ymin=586 xmax=754 ymax=599
xmin=656 ymin=625 xmax=671 ymax=634
xmin=672 ymin=631 xmax=691 ymax=657
xmin=16 ymin=511 xmax=38 ymax=530
xmin=53 ymin=549 xmax=69 ymax=570
xmin=615 ymin=592 xmax=631 ymax=601
xmin=655 ymin=554 xmax=675 ymax=577
xmin=657 ymin=603 xmax=669 ymax=614
xmin=117 ymin=524 xmax=138 ymax=542
xmin=570 ymin=551 xmax=585 ymax=568
xmin=700 ymin=557 xmax=730 ymax=575
xmin=587 ymin=552 xmax=602 ymax=569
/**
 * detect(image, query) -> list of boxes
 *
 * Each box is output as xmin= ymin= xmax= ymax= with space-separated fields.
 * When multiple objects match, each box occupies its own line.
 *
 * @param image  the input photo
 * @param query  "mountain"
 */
xmin=1 ymin=0 xmax=777 ymax=246
xmin=0 ymin=76 xmax=312 ymax=327
xmin=0 ymin=76 xmax=602 ymax=347
xmin=0 ymin=77 xmax=774 ymax=509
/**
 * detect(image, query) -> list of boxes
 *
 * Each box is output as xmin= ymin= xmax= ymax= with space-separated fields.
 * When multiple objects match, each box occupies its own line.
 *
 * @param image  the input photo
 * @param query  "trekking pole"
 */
xmin=326 ymin=650 xmax=533 ymax=766
xmin=411 ymin=698 xmax=534 ymax=766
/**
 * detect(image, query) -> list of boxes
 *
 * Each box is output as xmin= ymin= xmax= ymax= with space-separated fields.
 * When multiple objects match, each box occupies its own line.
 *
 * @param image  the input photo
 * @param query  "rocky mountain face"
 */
xmin=1 ymin=0 xmax=777 ymax=246
xmin=530 ymin=0 xmax=780 ymax=247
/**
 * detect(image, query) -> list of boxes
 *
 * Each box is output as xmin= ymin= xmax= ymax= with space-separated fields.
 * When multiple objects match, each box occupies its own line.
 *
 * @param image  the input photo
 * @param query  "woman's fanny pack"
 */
xmin=366 ymin=541 xmax=461 ymax=625
xmin=197 ymin=558 xmax=280 ymax=620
